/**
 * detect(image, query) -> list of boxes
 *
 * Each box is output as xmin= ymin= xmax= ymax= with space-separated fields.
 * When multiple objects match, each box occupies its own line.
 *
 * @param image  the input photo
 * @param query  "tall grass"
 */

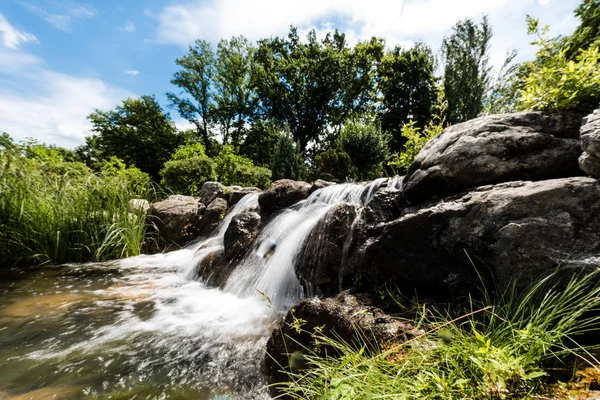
xmin=276 ymin=268 xmax=600 ymax=399
xmin=0 ymin=136 xmax=154 ymax=267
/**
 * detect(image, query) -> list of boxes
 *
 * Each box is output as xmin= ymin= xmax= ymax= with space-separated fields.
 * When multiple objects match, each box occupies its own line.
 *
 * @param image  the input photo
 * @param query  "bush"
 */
xmin=214 ymin=145 xmax=272 ymax=188
xmin=0 ymin=136 xmax=152 ymax=266
xmin=314 ymin=148 xmax=356 ymax=182
xmin=160 ymin=156 xmax=217 ymax=195
xmin=272 ymin=133 xmax=306 ymax=181
xmin=338 ymin=121 xmax=390 ymax=181
xmin=518 ymin=16 xmax=600 ymax=112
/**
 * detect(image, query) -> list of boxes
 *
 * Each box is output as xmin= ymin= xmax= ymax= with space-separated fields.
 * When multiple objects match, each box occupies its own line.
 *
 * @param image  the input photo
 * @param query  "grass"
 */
xmin=0 ymin=136 xmax=156 ymax=267
xmin=275 ymin=268 xmax=600 ymax=399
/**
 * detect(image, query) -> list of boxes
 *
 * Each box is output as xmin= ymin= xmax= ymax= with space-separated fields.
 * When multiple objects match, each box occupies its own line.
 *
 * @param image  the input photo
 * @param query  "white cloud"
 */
xmin=20 ymin=1 xmax=96 ymax=32
xmin=124 ymin=70 xmax=140 ymax=76
xmin=0 ymin=13 xmax=39 ymax=49
xmin=151 ymin=0 xmax=580 ymax=73
xmin=123 ymin=21 xmax=136 ymax=33
xmin=0 ymin=15 xmax=131 ymax=148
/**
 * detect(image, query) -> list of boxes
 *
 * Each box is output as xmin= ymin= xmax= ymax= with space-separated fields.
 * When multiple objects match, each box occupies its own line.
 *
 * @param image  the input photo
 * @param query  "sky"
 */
xmin=0 ymin=0 xmax=581 ymax=149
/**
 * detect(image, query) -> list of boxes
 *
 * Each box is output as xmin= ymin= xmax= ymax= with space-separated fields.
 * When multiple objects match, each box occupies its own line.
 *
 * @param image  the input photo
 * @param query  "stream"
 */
xmin=0 ymin=178 xmax=401 ymax=399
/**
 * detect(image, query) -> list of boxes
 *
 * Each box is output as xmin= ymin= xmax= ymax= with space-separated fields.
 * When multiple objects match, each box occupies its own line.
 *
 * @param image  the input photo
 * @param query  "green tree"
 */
xmin=167 ymin=40 xmax=216 ymax=153
xmin=377 ymin=43 xmax=437 ymax=151
xmin=314 ymin=148 xmax=355 ymax=182
xmin=214 ymin=145 xmax=271 ymax=188
xmin=86 ymin=95 xmax=181 ymax=180
xmin=338 ymin=121 xmax=390 ymax=181
xmin=563 ymin=0 xmax=600 ymax=60
xmin=441 ymin=16 xmax=493 ymax=123
xmin=240 ymin=122 xmax=280 ymax=167
xmin=213 ymin=36 xmax=255 ymax=150
xmin=271 ymin=133 xmax=306 ymax=181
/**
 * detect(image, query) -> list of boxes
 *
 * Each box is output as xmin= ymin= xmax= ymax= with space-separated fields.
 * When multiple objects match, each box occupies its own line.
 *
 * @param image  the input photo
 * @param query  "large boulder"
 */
xmin=228 ymin=186 xmax=261 ymax=207
xmin=223 ymin=212 xmax=262 ymax=261
xmin=258 ymin=179 xmax=311 ymax=214
xmin=198 ymin=181 xmax=226 ymax=206
xmin=403 ymin=111 xmax=584 ymax=204
xmin=148 ymin=196 xmax=202 ymax=243
xmin=309 ymin=179 xmax=336 ymax=194
xmin=350 ymin=177 xmax=600 ymax=299
xmin=265 ymin=292 xmax=422 ymax=398
xmin=295 ymin=204 xmax=359 ymax=295
xmin=197 ymin=197 xmax=228 ymax=237
xmin=579 ymin=108 xmax=600 ymax=177
xmin=362 ymin=187 xmax=408 ymax=225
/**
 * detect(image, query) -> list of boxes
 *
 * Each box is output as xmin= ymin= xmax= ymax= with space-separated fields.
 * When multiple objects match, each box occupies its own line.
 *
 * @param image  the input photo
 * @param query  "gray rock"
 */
xmin=350 ymin=177 xmax=600 ymax=298
xmin=258 ymin=179 xmax=311 ymax=214
xmin=195 ymin=249 xmax=230 ymax=287
xmin=228 ymin=186 xmax=261 ymax=206
xmin=198 ymin=197 xmax=228 ymax=237
xmin=579 ymin=108 xmax=600 ymax=177
xmin=223 ymin=212 xmax=262 ymax=261
xmin=167 ymin=194 xmax=197 ymax=202
xmin=198 ymin=181 xmax=225 ymax=206
xmin=403 ymin=111 xmax=584 ymax=204
xmin=295 ymin=204 xmax=359 ymax=295
xmin=362 ymin=187 xmax=408 ymax=225
xmin=265 ymin=292 xmax=422 ymax=398
xmin=148 ymin=197 xmax=201 ymax=243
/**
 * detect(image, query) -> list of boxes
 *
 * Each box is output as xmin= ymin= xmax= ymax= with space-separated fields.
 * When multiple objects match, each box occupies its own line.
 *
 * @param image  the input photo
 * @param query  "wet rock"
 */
xmin=403 ymin=111 xmax=584 ymax=204
xmin=223 ymin=212 xmax=262 ymax=261
xmin=198 ymin=181 xmax=226 ymax=206
xmin=579 ymin=108 xmax=600 ymax=177
xmin=148 ymin=197 xmax=201 ymax=243
xmin=309 ymin=179 xmax=336 ymax=194
xmin=350 ymin=177 xmax=600 ymax=299
xmin=198 ymin=197 xmax=228 ymax=237
xmin=195 ymin=248 xmax=230 ymax=287
xmin=258 ymin=179 xmax=311 ymax=214
xmin=295 ymin=204 xmax=359 ymax=295
xmin=228 ymin=186 xmax=261 ymax=206
xmin=265 ymin=292 xmax=422 ymax=398
xmin=128 ymin=198 xmax=150 ymax=214
xmin=362 ymin=187 xmax=408 ymax=225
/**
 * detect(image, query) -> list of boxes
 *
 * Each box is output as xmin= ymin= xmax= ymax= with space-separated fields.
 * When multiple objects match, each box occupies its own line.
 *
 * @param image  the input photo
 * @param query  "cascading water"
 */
xmin=0 ymin=177 xmax=400 ymax=399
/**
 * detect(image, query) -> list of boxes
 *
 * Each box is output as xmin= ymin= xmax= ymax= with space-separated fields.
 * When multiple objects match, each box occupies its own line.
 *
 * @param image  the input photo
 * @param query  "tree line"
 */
xmin=73 ymin=0 xmax=600 ymax=192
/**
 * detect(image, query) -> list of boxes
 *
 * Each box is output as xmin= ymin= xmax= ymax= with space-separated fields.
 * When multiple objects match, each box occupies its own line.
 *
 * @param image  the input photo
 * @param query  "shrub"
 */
xmin=214 ymin=145 xmax=272 ymax=188
xmin=338 ymin=121 xmax=390 ymax=181
xmin=314 ymin=148 xmax=356 ymax=182
xmin=160 ymin=156 xmax=217 ymax=195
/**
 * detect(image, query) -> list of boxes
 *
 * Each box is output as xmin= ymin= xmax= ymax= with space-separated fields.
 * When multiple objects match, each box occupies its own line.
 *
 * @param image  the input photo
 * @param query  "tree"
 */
xmin=86 ymin=95 xmax=181 ymax=180
xmin=441 ymin=16 xmax=493 ymax=123
xmin=563 ymin=0 xmax=600 ymax=60
xmin=271 ymin=133 xmax=306 ymax=181
xmin=213 ymin=36 xmax=255 ymax=149
xmin=167 ymin=40 xmax=216 ymax=153
xmin=338 ymin=121 xmax=390 ymax=181
xmin=377 ymin=43 xmax=437 ymax=151
xmin=251 ymin=27 xmax=383 ymax=151
xmin=239 ymin=122 xmax=280 ymax=167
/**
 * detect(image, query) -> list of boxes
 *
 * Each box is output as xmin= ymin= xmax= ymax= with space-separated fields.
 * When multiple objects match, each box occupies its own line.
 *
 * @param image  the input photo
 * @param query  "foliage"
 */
xmin=213 ymin=36 xmax=255 ymax=149
xmin=167 ymin=40 xmax=216 ymax=153
xmin=85 ymin=95 xmax=181 ymax=180
xmin=251 ymin=27 xmax=384 ymax=150
xmin=484 ymin=49 xmax=521 ymax=114
xmin=337 ymin=121 xmax=390 ymax=181
xmin=388 ymin=87 xmax=447 ymax=173
xmin=377 ymin=43 xmax=437 ymax=151
xmin=271 ymin=132 xmax=306 ymax=181
xmin=239 ymin=122 xmax=280 ymax=167
xmin=214 ymin=145 xmax=271 ymax=188
xmin=277 ymin=269 xmax=600 ymax=399
xmin=563 ymin=0 xmax=600 ymax=60
xmin=517 ymin=16 xmax=600 ymax=112
xmin=0 ymin=136 xmax=152 ymax=267
xmin=442 ymin=16 xmax=493 ymax=123
xmin=314 ymin=148 xmax=356 ymax=182
xmin=159 ymin=143 xmax=217 ymax=195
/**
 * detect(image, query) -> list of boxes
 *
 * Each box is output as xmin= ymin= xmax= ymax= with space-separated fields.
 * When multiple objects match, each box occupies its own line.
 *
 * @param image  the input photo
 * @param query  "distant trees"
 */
xmin=83 ymin=95 xmax=181 ymax=180
xmin=441 ymin=16 xmax=493 ymax=124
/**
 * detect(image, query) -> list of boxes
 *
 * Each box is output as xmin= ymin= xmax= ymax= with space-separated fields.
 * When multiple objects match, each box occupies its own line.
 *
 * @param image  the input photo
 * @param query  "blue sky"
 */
xmin=0 ymin=0 xmax=581 ymax=148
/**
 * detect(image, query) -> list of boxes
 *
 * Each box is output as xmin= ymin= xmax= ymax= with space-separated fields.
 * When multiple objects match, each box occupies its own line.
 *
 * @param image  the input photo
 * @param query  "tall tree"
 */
xmin=167 ymin=40 xmax=216 ymax=153
xmin=564 ymin=0 xmax=600 ymax=60
xmin=441 ymin=16 xmax=493 ymax=123
xmin=85 ymin=95 xmax=181 ymax=180
xmin=377 ymin=43 xmax=437 ymax=151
